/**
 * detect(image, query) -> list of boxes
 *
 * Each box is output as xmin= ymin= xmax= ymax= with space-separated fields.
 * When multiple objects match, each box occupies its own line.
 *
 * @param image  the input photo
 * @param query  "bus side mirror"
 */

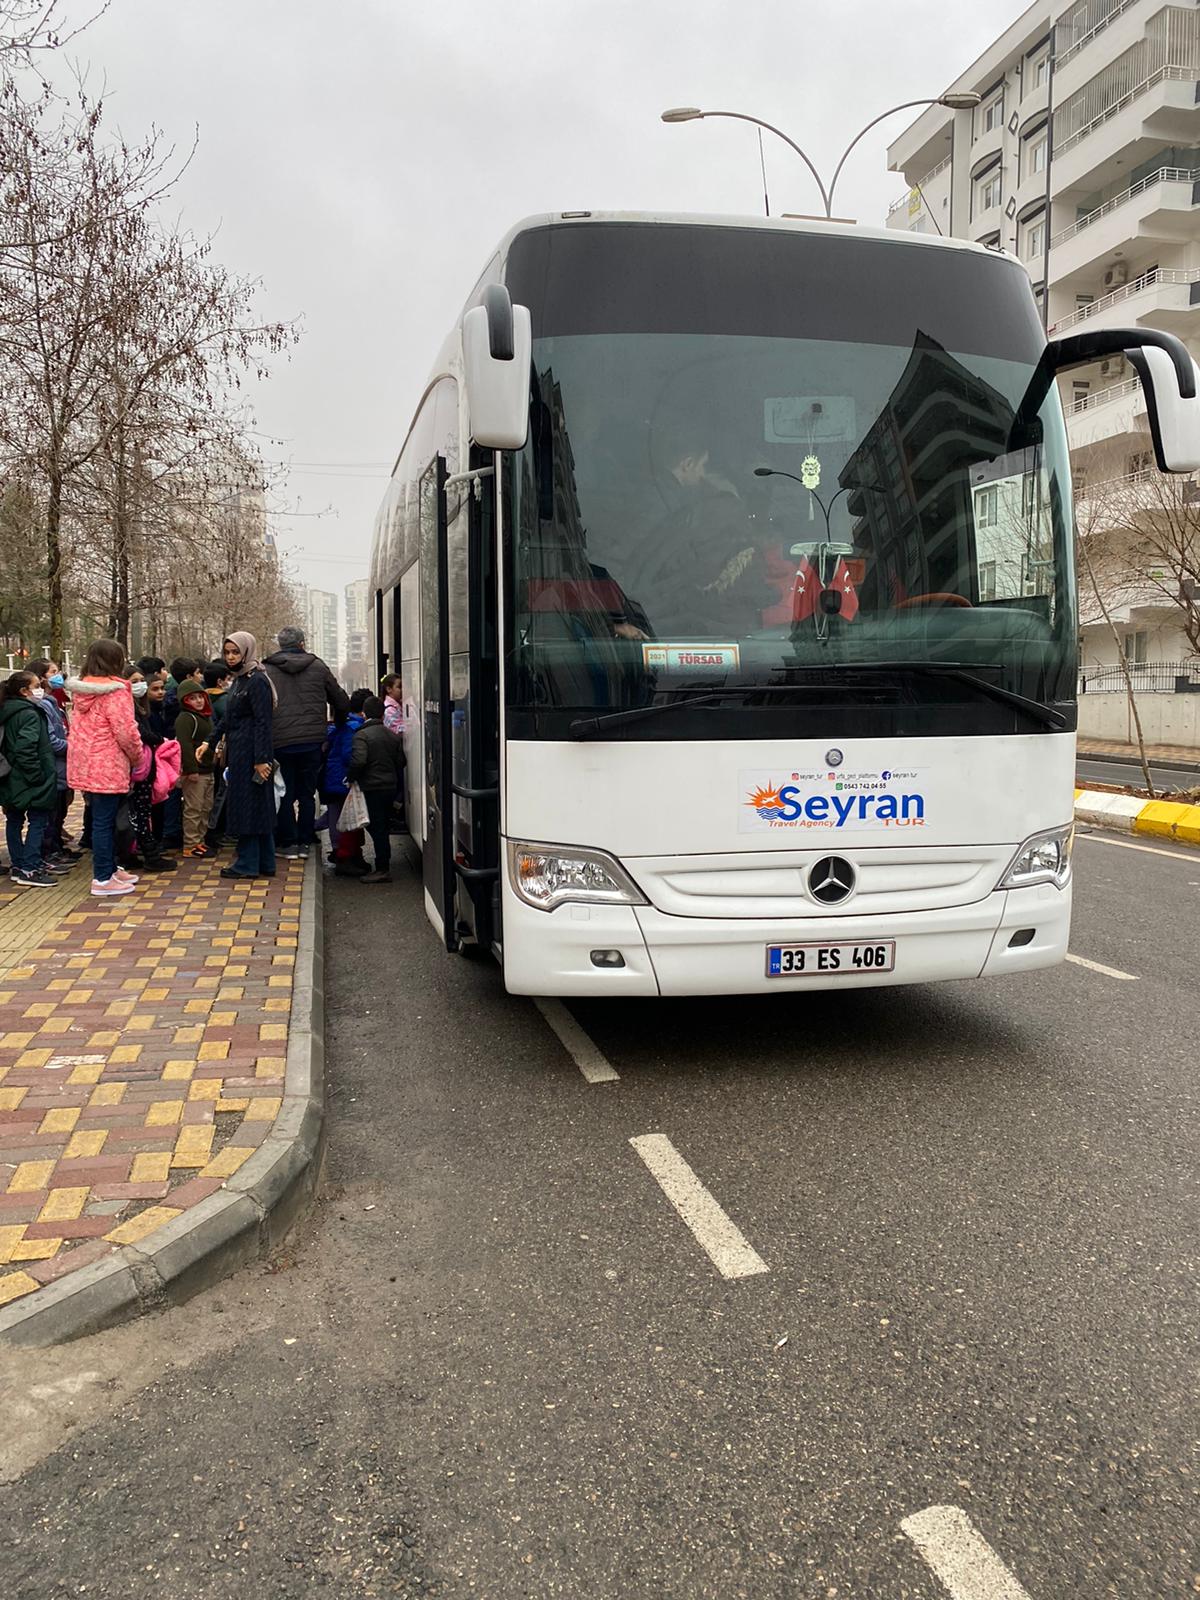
xmin=1045 ymin=325 xmax=1200 ymax=472
xmin=1126 ymin=345 xmax=1200 ymax=473
xmin=463 ymin=284 xmax=531 ymax=450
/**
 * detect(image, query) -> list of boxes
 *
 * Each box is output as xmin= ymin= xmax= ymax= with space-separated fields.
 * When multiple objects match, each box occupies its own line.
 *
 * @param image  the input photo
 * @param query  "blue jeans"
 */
xmin=88 ymin=792 xmax=120 ymax=882
xmin=5 ymin=807 xmax=49 ymax=874
xmin=275 ymin=747 xmax=323 ymax=848
xmin=232 ymin=832 xmax=277 ymax=876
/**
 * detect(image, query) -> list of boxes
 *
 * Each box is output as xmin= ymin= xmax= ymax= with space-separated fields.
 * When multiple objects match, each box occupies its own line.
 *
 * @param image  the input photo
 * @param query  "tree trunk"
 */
xmin=46 ymin=470 xmax=64 ymax=658
xmin=1078 ymin=539 xmax=1155 ymax=796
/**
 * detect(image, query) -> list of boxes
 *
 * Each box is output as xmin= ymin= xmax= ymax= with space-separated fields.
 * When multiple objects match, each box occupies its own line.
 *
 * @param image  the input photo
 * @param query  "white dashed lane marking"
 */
xmin=629 ymin=1133 xmax=769 ymax=1280
xmin=901 ymin=1505 xmax=1035 ymax=1600
xmin=534 ymin=999 xmax=620 ymax=1083
xmin=1065 ymin=953 xmax=1139 ymax=981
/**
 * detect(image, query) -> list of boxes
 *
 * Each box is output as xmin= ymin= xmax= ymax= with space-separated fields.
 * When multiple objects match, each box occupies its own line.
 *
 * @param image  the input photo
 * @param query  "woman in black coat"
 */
xmin=219 ymin=632 xmax=277 ymax=879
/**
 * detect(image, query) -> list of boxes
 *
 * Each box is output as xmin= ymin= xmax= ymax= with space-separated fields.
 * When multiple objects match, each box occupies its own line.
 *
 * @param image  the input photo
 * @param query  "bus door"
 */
xmin=448 ymin=450 xmax=502 ymax=953
xmin=420 ymin=456 xmax=456 ymax=946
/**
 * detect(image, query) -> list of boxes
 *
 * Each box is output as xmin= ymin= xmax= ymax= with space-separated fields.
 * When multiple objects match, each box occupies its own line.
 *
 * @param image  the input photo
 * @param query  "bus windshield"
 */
xmin=503 ymin=223 xmax=1076 ymax=742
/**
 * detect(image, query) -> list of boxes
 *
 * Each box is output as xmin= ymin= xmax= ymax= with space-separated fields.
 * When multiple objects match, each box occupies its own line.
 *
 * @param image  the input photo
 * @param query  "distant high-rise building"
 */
xmin=302 ymin=588 xmax=340 ymax=666
xmin=343 ymin=577 xmax=372 ymax=688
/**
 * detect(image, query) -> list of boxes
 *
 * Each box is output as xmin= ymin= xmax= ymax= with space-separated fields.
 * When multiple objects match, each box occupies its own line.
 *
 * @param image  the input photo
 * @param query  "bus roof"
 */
xmin=489 ymin=210 xmax=1013 ymax=269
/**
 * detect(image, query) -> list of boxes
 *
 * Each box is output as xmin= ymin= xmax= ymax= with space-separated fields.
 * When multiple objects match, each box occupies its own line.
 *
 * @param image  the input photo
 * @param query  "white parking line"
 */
xmin=901 ymin=1505 xmax=1034 ymax=1600
xmin=1065 ymin=952 xmax=1139 ymax=981
xmin=534 ymin=998 xmax=620 ymax=1083
xmin=629 ymin=1134 xmax=769 ymax=1280
xmin=1077 ymin=832 xmax=1195 ymax=861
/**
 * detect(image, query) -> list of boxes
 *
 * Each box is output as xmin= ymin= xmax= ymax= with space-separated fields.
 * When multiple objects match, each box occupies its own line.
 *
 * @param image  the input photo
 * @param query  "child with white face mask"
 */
xmin=26 ymin=656 xmax=75 ymax=869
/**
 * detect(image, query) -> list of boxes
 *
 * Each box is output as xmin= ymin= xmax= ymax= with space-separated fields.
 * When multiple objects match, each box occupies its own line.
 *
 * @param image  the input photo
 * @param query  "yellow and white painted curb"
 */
xmin=1074 ymin=788 xmax=1200 ymax=847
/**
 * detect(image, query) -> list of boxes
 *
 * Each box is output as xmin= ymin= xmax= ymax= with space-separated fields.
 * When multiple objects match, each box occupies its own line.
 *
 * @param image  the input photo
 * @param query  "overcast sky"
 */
xmin=62 ymin=0 xmax=1022 ymax=627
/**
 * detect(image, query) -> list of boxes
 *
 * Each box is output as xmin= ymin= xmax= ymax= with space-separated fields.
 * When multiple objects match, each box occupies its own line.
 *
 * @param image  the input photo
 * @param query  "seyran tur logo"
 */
xmin=743 ymin=769 xmax=926 ymax=831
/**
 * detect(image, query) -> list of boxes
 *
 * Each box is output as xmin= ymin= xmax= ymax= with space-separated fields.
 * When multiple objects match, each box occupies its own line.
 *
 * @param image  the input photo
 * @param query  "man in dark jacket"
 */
xmin=346 ymin=696 xmax=404 ymax=884
xmin=263 ymin=626 xmax=350 ymax=859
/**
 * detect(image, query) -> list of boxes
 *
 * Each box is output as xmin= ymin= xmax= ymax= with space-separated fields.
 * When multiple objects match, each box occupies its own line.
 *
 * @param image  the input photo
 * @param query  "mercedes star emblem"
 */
xmin=808 ymin=855 xmax=856 ymax=905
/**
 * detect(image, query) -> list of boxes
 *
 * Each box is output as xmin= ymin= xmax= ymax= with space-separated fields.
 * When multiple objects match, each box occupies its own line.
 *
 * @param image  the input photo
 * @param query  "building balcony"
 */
xmin=1049 ymin=165 xmax=1199 ymax=280
xmin=1051 ymin=71 xmax=1200 ymax=195
xmin=1047 ymin=264 xmax=1200 ymax=336
xmin=1065 ymin=374 xmax=1149 ymax=447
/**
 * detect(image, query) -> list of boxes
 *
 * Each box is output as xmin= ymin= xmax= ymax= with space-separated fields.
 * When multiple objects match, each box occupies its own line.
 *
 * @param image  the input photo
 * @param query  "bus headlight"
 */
xmin=998 ymin=824 xmax=1074 ymax=890
xmin=508 ymin=841 xmax=647 ymax=912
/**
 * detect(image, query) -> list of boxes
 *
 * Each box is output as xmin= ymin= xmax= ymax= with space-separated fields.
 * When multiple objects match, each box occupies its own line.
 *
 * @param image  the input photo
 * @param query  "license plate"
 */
xmin=765 ymin=940 xmax=896 ymax=977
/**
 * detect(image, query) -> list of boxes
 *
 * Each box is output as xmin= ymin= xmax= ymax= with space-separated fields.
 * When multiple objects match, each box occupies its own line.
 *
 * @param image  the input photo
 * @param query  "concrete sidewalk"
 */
xmin=0 ymin=851 xmax=323 ymax=1335
xmin=1077 ymin=736 xmax=1200 ymax=770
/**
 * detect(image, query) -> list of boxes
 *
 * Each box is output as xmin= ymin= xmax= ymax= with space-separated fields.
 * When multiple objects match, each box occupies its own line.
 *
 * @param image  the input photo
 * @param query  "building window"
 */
xmin=974 ymin=164 xmax=1002 ymax=216
xmin=975 ymin=486 xmax=999 ymax=527
xmin=1024 ymin=216 xmax=1045 ymax=260
xmin=1123 ymin=630 xmax=1148 ymax=665
xmin=979 ymin=91 xmax=1005 ymax=135
xmin=1025 ymin=129 xmax=1048 ymax=176
xmin=979 ymin=560 xmax=998 ymax=602
xmin=1030 ymin=52 xmax=1050 ymax=91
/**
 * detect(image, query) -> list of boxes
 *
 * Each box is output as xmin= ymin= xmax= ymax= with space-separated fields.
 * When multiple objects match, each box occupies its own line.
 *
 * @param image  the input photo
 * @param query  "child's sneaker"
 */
xmin=15 ymin=868 xmax=56 ymax=888
xmin=114 ymin=868 xmax=139 ymax=884
xmin=184 ymin=844 xmax=212 ymax=858
xmin=92 ymin=876 xmax=135 ymax=896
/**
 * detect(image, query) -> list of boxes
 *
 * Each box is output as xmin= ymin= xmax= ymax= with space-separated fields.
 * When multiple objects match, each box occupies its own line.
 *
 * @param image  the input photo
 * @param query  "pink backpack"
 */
xmin=151 ymin=739 xmax=182 ymax=804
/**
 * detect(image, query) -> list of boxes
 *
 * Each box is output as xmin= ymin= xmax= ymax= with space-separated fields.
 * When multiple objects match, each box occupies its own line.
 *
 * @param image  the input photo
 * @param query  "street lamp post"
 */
xmin=662 ymin=93 xmax=981 ymax=221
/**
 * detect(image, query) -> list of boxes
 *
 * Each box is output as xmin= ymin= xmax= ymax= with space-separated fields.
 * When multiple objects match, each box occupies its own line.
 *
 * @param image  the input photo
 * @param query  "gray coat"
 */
xmin=262 ymin=649 xmax=350 ymax=750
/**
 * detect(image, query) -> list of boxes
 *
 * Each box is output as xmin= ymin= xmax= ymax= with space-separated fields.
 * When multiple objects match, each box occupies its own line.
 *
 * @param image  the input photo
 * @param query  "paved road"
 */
xmin=1077 ymin=755 xmax=1199 ymax=792
xmin=3 ymin=829 xmax=1198 ymax=1599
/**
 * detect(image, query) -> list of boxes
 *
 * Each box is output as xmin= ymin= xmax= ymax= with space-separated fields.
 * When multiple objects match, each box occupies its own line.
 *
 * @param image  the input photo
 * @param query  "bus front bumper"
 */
xmin=501 ymin=880 xmax=1071 ymax=998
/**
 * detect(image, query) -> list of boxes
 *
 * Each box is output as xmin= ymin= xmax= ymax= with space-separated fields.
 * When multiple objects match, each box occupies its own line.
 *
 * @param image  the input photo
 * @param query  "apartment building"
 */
xmin=302 ymin=587 xmax=340 ymax=667
xmin=886 ymin=0 xmax=1200 ymax=692
xmin=343 ymin=577 xmax=372 ymax=689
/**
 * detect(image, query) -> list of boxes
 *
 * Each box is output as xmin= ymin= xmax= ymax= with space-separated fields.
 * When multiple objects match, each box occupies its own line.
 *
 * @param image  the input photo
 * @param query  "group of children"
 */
xmin=1 ymin=649 xmax=407 ymax=893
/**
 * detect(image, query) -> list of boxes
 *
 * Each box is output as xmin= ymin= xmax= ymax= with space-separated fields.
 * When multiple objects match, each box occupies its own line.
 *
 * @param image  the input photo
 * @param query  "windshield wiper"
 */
xmin=567 ymin=661 xmax=1068 ymax=739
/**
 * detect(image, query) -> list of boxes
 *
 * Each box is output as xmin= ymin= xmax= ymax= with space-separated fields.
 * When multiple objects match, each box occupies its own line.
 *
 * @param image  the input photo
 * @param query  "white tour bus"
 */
xmin=368 ymin=212 xmax=1199 ymax=997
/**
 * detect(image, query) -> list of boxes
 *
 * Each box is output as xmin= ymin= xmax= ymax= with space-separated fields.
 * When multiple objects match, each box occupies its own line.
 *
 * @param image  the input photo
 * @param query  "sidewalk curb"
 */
xmin=1075 ymin=788 xmax=1200 ymax=847
xmin=1077 ymin=748 xmax=1200 ymax=775
xmin=0 ymin=857 xmax=326 ymax=1348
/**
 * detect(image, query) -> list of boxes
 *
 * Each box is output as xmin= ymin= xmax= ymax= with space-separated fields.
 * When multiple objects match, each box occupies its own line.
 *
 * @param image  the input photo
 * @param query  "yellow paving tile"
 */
xmin=135 ymin=956 xmax=158 ymax=968
xmin=47 ymin=978 xmax=73 ymax=992
xmin=8 ymin=965 xmax=36 ymax=978
xmin=121 ymin=977 xmax=146 ymax=992
xmin=157 ymin=966 xmax=178 ymax=978
xmin=217 ymin=987 xmax=245 ymax=1001
xmin=188 ymin=1078 xmax=222 ymax=1101
xmin=173 ymin=1025 xmax=204 ymax=1045
xmin=209 ymin=1011 xmax=237 ymax=1027
xmin=224 ymin=965 xmax=248 ymax=978
xmin=0 ymin=1270 xmax=40 ymax=1306
xmin=63 ymin=1128 xmax=108 ymax=1159
xmin=162 ymin=1059 xmax=197 ymax=1081
xmin=198 ymin=1040 xmax=229 ymax=1061
xmin=230 ymin=946 xmax=254 ymax=959
xmin=105 ymin=1205 xmax=182 ymax=1246
xmin=263 ymin=997 xmax=291 ymax=1013
xmin=89 ymin=1082 xmax=127 ymax=1106
xmin=0 ymin=1225 xmax=27 ymax=1263
xmin=272 ymin=955 xmax=294 ymax=968
xmin=38 ymin=1187 xmax=88 ymax=1222
xmin=0 ymin=1086 xmax=27 ymax=1111
xmin=268 ymin=976 xmax=293 ymax=989
xmin=0 ymin=1031 xmax=35 ymax=1048
xmin=63 ymin=989 xmax=95 ymax=1004
xmin=126 ymin=1014 xmax=157 ymax=1031
xmin=196 ymin=976 xmax=220 ymax=990
xmin=108 ymin=1044 xmax=142 ymax=1065
xmin=144 ymin=1100 xmax=183 ymax=1127
xmin=244 ymin=1096 xmax=281 ymax=1122
xmin=39 ymin=1106 xmax=81 ymax=1135
xmin=8 ymin=1160 xmax=54 ymax=1193
xmin=215 ymin=1097 xmax=250 ymax=1113
xmin=68 ymin=1062 xmax=106 ymax=1085
xmin=170 ymin=1126 xmax=214 ymax=1169
xmin=36 ymin=1018 xmax=72 ymax=1035
xmin=22 ymin=1003 xmax=56 ymax=1019
xmin=201 ymin=1146 xmax=254 ymax=1180
xmin=15 ymin=1048 xmax=53 ymax=1069
xmin=11 ymin=1236 xmax=60 ymax=1261
xmin=130 ymin=1151 xmax=172 ymax=1183
xmin=104 ymin=1000 xmax=136 ymax=1018
xmin=259 ymin=1024 xmax=288 ymax=1042
xmin=87 ymin=1030 xmax=121 ymax=1049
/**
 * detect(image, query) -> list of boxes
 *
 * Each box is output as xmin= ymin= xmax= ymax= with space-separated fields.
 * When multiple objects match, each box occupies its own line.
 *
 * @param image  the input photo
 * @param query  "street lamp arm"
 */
xmin=826 ymin=98 xmax=956 ymax=219
xmin=689 ymin=111 xmax=830 ymax=217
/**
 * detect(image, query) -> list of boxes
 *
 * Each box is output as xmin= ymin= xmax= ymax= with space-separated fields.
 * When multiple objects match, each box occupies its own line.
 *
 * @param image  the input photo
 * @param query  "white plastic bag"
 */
xmin=272 ymin=764 xmax=287 ymax=812
xmin=340 ymin=781 xmax=369 ymax=832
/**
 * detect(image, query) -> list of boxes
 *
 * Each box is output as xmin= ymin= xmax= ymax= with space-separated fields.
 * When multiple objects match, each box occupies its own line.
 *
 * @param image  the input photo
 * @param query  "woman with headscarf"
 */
xmin=218 ymin=632 xmax=277 ymax=879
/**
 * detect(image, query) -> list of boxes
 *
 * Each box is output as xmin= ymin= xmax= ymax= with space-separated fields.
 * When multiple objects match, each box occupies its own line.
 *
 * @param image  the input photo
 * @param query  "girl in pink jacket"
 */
xmin=66 ymin=639 xmax=143 ymax=897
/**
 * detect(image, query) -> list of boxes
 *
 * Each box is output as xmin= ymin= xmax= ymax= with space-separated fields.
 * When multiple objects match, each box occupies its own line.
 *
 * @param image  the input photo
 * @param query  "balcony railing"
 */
xmin=1047 ymin=266 xmax=1200 ymax=333
xmin=886 ymin=154 xmax=952 ymax=217
xmin=1056 ymin=0 xmax=1143 ymax=70
xmin=1055 ymin=63 xmax=1198 ymax=158
xmin=1051 ymin=165 xmax=1199 ymax=246
xmin=1068 ymin=376 xmax=1142 ymax=413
